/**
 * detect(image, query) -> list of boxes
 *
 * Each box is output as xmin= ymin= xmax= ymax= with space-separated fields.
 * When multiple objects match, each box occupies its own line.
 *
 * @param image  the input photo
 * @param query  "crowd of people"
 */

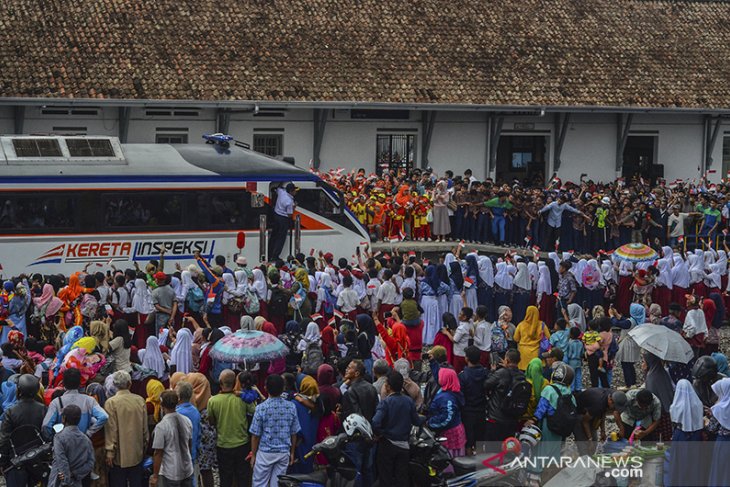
xmin=1 ymin=225 xmax=730 ymax=485
xmin=318 ymin=167 xmax=729 ymax=250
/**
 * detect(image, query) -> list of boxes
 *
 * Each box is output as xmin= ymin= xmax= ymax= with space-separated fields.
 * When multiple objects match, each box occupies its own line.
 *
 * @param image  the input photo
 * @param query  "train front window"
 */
xmin=295 ymin=188 xmax=363 ymax=235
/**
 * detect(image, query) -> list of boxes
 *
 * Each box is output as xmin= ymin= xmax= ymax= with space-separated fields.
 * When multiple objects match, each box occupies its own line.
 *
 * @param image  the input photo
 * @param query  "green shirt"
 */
xmin=484 ymin=197 xmax=513 ymax=210
xmin=207 ymin=392 xmax=256 ymax=448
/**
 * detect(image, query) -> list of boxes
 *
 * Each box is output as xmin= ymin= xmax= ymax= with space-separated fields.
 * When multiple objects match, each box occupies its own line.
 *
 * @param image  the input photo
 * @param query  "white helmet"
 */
xmin=518 ymin=424 xmax=542 ymax=448
xmin=342 ymin=414 xmax=373 ymax=441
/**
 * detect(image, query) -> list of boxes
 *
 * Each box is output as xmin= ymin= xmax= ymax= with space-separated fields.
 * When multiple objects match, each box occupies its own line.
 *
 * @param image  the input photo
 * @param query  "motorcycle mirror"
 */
xmin=437 ymin=437 xmax=447 ymax=442
xmin=52 ymin=424 xmax=64 ymax=434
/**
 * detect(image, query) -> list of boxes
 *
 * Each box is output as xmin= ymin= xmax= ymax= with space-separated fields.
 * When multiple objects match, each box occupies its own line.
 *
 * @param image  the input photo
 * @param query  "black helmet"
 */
xmin=17 ymin=374 xmax=39 ymax=399
xmin=692 ymin=356 xmax=718 ymax=381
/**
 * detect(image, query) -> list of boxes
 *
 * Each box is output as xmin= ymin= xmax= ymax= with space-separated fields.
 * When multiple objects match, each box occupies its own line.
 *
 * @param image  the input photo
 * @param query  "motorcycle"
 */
xmin=277 ymin=432 xmax=361 ymax=487
xmin=1 ymin=423 xmax=63 ymax=485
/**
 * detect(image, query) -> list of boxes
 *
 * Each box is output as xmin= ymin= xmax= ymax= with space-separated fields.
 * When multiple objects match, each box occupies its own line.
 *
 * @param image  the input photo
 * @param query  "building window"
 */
xmin=253 ymin=133 xmax=283 ymax=157
xmin=723 ymin=135 xmax=730 ymax=177
xmin=155 ymin=128 xmax=189 ymax=144
xmin=376 ymin=133 xmax=416 ymax=175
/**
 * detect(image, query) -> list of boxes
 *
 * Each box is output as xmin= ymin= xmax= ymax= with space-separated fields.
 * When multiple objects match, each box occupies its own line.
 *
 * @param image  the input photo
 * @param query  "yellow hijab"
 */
xmin=146 ymin=379 xmax=165 ymax=422
xmin=518 ymin=306 xmax=542 ymax=339
xmin=295 ymin=268 xmax=310 ymax=292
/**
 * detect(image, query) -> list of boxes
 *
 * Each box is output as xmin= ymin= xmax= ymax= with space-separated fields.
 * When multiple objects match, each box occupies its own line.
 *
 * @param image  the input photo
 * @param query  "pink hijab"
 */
xmin=438 ymin=368 xmax=461 ymax=393
xmin=33 ymin=284 xmax=63 ymax=318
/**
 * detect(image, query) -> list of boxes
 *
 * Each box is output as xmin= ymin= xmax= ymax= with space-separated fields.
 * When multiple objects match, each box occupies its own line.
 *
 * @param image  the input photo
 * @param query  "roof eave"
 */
xmin=1 ymin=97 xmax=729 ymax=115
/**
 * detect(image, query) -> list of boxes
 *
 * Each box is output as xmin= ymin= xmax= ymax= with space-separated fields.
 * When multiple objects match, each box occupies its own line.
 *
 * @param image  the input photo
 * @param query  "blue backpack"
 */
xmin=186 ymin=286 xmax=205 ymax=313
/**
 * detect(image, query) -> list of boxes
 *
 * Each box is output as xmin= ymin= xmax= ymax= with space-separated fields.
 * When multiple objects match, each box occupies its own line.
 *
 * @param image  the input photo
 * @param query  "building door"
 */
xmin=622 ymin=135 xmax=656 ymax=180
xmin=496 ymin=135 xmax=547 ymax=185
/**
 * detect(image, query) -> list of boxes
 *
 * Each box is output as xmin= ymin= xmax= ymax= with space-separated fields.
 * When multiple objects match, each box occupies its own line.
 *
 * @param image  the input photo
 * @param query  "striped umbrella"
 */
xmin=614 ymin=243 xmax=658 ymax=263
xmin=209 ymin=330 xmax=288 ymax=365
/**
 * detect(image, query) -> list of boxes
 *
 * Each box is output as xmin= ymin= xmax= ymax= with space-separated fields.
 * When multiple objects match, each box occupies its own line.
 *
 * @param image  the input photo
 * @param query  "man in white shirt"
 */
xmin=471 ymin=305 xmax=492 ymax=368
xmin=375 ymin=269 xmax=399 ymax=321
xmin=336 ymin=275 xmax=360 ymax=319
xmin=450 ymin=307 xmax=474 ymax=373
xmin=269 ymin=183 xmax=297 ymax=260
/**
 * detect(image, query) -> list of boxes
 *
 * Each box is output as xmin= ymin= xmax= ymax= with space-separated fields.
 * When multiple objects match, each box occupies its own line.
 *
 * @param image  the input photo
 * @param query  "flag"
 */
xmin=310 ymin=313 xmax=323 ymax=322
xmin=333 ymin=309 xmax=344 ymax=320
xmin=463 ymin=277 xmax=474 ymax=289
xmin=555 ymin=238 xmax=560 ymax=251
xmin=532 ymin=245 xmax=541 ymax=252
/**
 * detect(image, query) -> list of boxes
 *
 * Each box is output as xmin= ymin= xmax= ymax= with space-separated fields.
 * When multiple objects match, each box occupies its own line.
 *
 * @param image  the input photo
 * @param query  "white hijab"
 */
xmin=513 ymin=263 xmax=531 ymax=291
xmin=297 ymin=322 xmax=321 ymax=351
xmin=494 ymin=262 xmax=512 ymax=289
xmin=688 ymin=254 xmax=704 ymax=284
xmin=536 ymin=262 xmax=552 ymax=296
xmin=252 ymin=269 xmax=267 ymax=300
xmin=170 ymin=276 xmax=184 ymax=303
xmin=601 ymin=260 xmax=616 ymax=285
xmin=706 ymin=263 xmax=722 ymax=289
xmin=618 ymin=260 xmax=633 ymax=277
xmin=141 ymin=335 xmax=166 ymax=378
xmin=683 ymin=308 xmax=708 ymax=338
xmin=443 ymin=253 xmax=456 ymax=268
xmin=671 ymin=255 xmax=690 ymax=288
xmin=169 ymin=328 xmax=193 ymax=374
xmin=478 ymin=256 xmax=494 ymax=287
xmin=221 ymin=272 xmax=236 ymax=302
xmin=717 ymin=250 xmax=728 ymax=276
xmin=132 ymin=278 xmax=154 ymax=314
xmin=234 ymin=270 xmax=248 ymax=295
xmin=567 ymin=303 xmax=587 ymax=332
xmin=711 ymin=378 xmax=730 ymax=430
xmin=670 ymin=379 xmax=704 ymax=432
xmin=655 ymin=259 xmax=673 ymax=289
xmin=571 ymin=259 xmax=587 ymax=283
xmin=527 ymin=262 xmax=539 ymax=287
xmin=548 ymin=252 xmax=561 ymax=271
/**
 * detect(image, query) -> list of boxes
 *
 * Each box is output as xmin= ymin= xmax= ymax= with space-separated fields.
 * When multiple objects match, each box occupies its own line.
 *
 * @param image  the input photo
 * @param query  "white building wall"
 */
xmin=2 ymin=104 xmax=722 ymax=184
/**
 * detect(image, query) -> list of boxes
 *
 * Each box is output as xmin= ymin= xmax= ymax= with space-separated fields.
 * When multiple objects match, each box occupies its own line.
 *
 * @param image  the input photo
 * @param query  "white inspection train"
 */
xmin=0 ymin=135 xmax=369 ymax=277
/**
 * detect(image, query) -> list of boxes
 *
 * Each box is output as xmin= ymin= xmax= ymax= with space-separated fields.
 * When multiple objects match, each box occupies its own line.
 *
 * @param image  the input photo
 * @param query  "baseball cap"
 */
xmin=236 ymin=256 xmax=247 ymax=266
xmin=611 ymin=391 xmax=628 ymax=412
xmin=601 ymin=196 xmax=610 ymax=205
xmin=153 ymin=272 xmax=167 ymax=281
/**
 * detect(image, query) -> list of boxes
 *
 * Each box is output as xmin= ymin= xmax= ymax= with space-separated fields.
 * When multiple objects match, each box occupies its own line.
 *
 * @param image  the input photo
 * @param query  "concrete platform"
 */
xmin=369 ymin=240 xmax=549 ymax=258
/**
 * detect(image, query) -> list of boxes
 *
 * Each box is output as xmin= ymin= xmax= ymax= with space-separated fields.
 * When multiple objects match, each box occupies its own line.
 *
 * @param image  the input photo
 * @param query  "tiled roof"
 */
xmin=1 ymin=0 xmax=730 ymax=109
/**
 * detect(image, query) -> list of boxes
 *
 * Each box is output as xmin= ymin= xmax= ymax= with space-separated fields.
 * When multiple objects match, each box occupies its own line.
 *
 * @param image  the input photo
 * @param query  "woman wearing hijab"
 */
xmin=708 ymin=378 xmax=730 ymax=486
xmin=616 ymin=260 xmax=634 ymax=316
xmin=689 ymin=252 xmax=708 ymax=298
xmin=251 ymin=268 xmax=269 ymax=318
xmin=185 ymin=372 xmax=216 ymax=487
xmin=464 ymin=254 xmax=480 ymax=312
xmin=647 ymin=303 xmax=663 ymax=324
xmin=526 ymin=363 xmax=576 ymax=485
xmin=513 ymin=306 xmax=548 ymax=371
xmin=420 ymin=265 xmax=449 ymax=345
xmin=609 ymin=302 xmax=644 ymax=387
xmin=536 ymin=261 xmax=555 ymax=326
xmin=497 ymin=306 xmax=517 ymax=351
xmin=291 ymin=375 xmax=320 ymax=474
xmin=145 ymin=378 xmax=165 ymax=426
xmin=298 ymin=322 xmax=321 ymax=353
xmin=493 ymin=261 xmax=513 ymax=314
xmin=198 ymin=328 xmax=229 ymax=394
xmin=563 ymin=303 xmax=586 ymax=333
xmin=477 ymin=256 xmax=495 ymax=320
xmin=141 ymin=335 xmax=167 ymax=380
xmin=315 ymin=364 xmax=341 ymax=466
xmin=512 ymin=262 xmax=531 ymax=324
xmin=169 ymin=328 xmax=193 ymax=374
xmin=670 ymin=254 xmax=690 ymax=309
xmin=431 ymin=180 xmax=451 ymax=242
xmin=642 ymin=352 xmax=674 ymax=441
xmin=683 ymin=296 xmax=707 ymax=358
xmin=433 ymin=313 xmax=457 ymax=365
xmin=31 ymin=283 xmax=63 ymax=333
xmin=448 ymin=261 xmax=465 ymax=318
xmin=653 ymin=258 xmax=673 ymax=316
xmin=220 ymin=272 xmax=240 ymax=330
xmin=667 ymin=379 xmax=707 ymax=487
xmin=280 ymin=320 xmax=303 ymax=372
xmin=428 ymin=368 xmax=466 ymax=458
xmin=89 ymin=319 xmax=111 ymax=354
xmin=704 ymin=293 xmax=725 ymax=355
xmin=436 ymin=264 xmax=451 ymax=322
xmin=129 ymin=277 xmax=154 ymax=349
xmin=712 ymin=352 xmax=729 ymax=376
xmin=524 ymin=357 xmax=548 ymax=422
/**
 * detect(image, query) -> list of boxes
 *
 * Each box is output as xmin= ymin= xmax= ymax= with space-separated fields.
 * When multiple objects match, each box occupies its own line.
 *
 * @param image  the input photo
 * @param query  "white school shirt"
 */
xmin=472 ymin=320 xmax=492 ymax=352
xmin=376 ymin=281 xmax=398 ymax=305
xmin=453 ymin=321 xmax=472 ymax=357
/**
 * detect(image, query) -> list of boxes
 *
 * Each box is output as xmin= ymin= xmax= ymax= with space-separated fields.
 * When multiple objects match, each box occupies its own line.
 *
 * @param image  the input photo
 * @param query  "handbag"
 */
xmin=539 ymin=322 xmax=551 ymax=355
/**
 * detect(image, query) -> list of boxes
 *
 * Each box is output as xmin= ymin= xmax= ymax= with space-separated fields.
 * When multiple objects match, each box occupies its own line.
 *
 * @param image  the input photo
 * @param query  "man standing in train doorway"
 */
xmin=269 ymin=182 xmax=297 ymax=260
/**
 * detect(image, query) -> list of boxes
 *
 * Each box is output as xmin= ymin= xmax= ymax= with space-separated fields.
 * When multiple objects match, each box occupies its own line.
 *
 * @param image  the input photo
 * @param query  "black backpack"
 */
xmin=500 ymin=374 xmax=532 ymax=418
xmin=546 ymin=385 xmax=579 ymax=438
xmin=269 ymin=288 xmax=289 ymax=317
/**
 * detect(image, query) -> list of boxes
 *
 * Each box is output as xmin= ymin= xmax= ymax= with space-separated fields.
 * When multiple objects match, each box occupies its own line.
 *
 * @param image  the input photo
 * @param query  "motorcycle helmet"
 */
xmin=693 ymin=356 xmax=718 ymax=381
xmin=518 ymin=424 xmax=542 ymax=448
xmin=17 ymin=374 xmax=40 ymax=399
xmin=343 ymin=414 xmax=373 ymax=441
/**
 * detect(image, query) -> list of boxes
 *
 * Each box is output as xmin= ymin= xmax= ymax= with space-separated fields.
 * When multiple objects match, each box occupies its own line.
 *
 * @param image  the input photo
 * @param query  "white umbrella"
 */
xmin=628 ymin=324 xmax=694 ymax=364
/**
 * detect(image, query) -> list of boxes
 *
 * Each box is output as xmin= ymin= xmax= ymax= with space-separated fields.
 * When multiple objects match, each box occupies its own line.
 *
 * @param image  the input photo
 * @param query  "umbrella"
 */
xmin=628 ymin=324 xmax=694 ymax=363
xmin=209 ymin=330 xmax=289 ymax=365
xmin=614 ymin=243 xmax=658 ymax=263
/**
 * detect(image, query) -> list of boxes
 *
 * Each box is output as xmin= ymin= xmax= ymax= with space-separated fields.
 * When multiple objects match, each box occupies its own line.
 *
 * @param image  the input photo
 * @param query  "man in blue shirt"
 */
xmin=371 ymin=371 xmax=424 ymax=485
xmin=175 ymin=381 xmax=201 ymax=484
xmin=42 ymin=368 xmax=108 ymax=438
xmin=250 ymin=374 xmax=301 ymax=487
xmin=269 ymin=183 xmax=297 ymax=259
xmin=539 ymin=195 xmax=587 ymax=248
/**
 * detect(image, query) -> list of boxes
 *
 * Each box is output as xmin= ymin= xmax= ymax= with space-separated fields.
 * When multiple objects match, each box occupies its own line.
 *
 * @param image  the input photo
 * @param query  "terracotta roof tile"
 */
xmin=0 ymin=0 xmax=729 ymax=108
